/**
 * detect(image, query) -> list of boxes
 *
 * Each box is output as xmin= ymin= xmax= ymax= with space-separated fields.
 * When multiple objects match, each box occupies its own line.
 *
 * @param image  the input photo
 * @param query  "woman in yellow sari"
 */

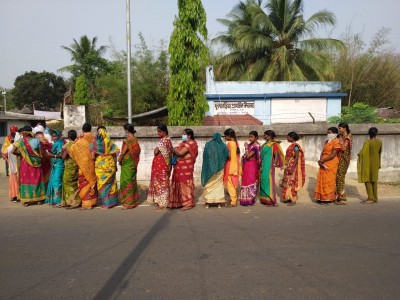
xmin=223 ymin=128 xmax=241 ymax=207
xmin=314 ymin=127 xmax=341 ymax=205
xmin=91 ymin=127 xmax=120 ymax=209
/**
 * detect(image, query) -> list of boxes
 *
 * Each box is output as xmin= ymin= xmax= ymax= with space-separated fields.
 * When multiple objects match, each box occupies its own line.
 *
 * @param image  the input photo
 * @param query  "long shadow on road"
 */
xmin=94 ymin=210 xmax=171 ymax=299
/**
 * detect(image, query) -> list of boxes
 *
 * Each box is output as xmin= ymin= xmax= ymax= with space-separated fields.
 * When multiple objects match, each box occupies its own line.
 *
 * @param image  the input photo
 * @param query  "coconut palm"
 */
xmin=213 ymin=0 xmax=343 ymax=81
xmin=59 ymin=35 xmax=110 ymax=84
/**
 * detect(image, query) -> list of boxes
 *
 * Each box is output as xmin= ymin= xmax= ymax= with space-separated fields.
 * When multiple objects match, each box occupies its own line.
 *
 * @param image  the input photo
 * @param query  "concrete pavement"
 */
xmin=1 ymin=175 xmax=400 ymax=299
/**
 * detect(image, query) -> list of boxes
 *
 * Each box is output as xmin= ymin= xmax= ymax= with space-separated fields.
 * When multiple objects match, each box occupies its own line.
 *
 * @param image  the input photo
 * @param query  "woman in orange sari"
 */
xmin=147 ymin=124 xmax=173 ymax=210
xmin=223 ymin=128 xmax=241 ymax=207
xmin=118 ymin=124 xmax=141 ymax=209
xmin=314 ymin=127 xmax=341 ymax=205
xmin=169 ymin=128 xmax=198 ymax=211
xmin=281 ymin=132 xmax=306 ymax=206
xmin=69 ymin=123 xmax=98 ymax=210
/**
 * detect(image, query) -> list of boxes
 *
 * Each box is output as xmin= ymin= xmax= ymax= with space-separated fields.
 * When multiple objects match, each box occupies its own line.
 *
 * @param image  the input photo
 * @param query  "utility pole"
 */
xmin=1 ymin=90 xmax=6 ymax=113
xmin=126 ymin=0 xmax=132 ymax=123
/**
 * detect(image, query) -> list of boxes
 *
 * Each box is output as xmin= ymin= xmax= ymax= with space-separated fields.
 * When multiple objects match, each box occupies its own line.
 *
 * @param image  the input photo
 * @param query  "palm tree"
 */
xmin=213 ymin=0 xmax=343 ymax=81
xmin=59 ymin=35 xmax=109 ymax=84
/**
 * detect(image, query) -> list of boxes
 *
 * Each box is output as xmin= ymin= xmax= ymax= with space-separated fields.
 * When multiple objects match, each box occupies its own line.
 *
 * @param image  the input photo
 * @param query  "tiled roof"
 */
xmin=203 ymin=114 xmax=263 ymax=126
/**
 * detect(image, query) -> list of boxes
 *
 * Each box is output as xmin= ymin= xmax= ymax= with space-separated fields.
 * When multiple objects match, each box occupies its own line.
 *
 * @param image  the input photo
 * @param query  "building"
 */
xmin=204 ymin=66 xmax=347 ymax=125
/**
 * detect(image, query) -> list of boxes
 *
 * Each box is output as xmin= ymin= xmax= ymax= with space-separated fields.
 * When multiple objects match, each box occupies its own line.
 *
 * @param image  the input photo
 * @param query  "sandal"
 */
xmin=181 ymin=206 xmax=193 ymax=211
xmin=204 ymin=204 xmax=209 ymax=209
xmin=362 ymin=200 xmax=376 ymax=204
xmin=22 ymin=202 xmax=29 ymax=207
xmin=335 ymin=201 xmax=347 ymax=205
xmin=154 ymin=205 xmax=165 ymax=210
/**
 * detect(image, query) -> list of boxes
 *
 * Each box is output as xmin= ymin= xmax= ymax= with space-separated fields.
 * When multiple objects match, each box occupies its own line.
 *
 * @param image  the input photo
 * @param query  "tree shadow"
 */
xmin=94 ymin=211 xmax=171 ymax=299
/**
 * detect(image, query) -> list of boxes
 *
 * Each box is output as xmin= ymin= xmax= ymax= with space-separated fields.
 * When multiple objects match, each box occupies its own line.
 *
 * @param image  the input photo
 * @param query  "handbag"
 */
xmin=171 ymin=154 xmax=178 ymax=165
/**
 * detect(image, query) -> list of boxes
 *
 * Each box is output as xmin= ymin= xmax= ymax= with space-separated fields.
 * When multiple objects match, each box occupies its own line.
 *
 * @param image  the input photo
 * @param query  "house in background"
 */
xmin=204 ymin=66 xmax=347 ymax=125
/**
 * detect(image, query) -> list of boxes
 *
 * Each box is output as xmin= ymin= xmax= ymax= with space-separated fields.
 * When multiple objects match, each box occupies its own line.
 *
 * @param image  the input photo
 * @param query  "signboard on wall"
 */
xmin=214 ymin=101 xmax=255 ymax=115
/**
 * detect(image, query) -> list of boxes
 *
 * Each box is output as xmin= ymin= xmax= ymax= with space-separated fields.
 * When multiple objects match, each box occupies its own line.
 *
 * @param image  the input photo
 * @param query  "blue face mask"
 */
xmin=182 ymin=134 xmax=188 ymax=141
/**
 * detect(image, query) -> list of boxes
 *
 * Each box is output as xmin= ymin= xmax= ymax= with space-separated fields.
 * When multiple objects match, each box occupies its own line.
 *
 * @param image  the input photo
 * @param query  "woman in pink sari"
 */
xmin=240 ymin=131 xmax=260 ymax=206
xmin=169 ymin=128 xmax=198 ymax=211
xmin=147 ymin=124 xmax=173 ymax=210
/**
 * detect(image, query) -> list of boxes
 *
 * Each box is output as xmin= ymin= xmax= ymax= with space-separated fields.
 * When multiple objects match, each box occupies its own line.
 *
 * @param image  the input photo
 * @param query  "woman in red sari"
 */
xmin=33 ymin=126 xmax=52 ymax=189
xmin=169 ymin=128 xmax=198 ymax=211
xmin=147 ymin=124 xmax=173 ymax=210
xmin=281 ymin=132 xmax=306 ymax=206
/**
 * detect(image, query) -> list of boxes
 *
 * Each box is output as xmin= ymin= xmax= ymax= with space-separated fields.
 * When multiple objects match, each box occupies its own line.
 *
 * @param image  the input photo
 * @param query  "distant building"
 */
xmin=204 ymin=66 xmax=347 ymax=125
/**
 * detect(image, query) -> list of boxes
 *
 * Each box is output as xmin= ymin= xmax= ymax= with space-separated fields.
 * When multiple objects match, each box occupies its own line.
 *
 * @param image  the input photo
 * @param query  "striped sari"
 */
xmin=169 ymin=140 xmax=198 ymax=209
xmin=147 ymin=137 xmax=173 ymax=207
xmin=13 ymin=136 xmax=46 ymax=204
xmin=119 ymin=134 xmax=141 ymax=209
xmin=45 ymin=136 xmax=65 ymax=205
xmin=259 ymin=141 xmax=285 ymax=206
xmin=336 ymin=134 xmax=352 ymax=202
xmin=91 ymin=128 xmax=120 ymax=208
xmin=281 ymin=142 xmax=306 ymax=203
xmin=70 ymin=132 xmax=98 ymax=209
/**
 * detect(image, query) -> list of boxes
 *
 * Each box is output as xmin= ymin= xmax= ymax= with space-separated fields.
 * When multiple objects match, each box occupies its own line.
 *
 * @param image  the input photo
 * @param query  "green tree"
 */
xmin=11 ymin=71 xmax=67 ymax=110
xmin=74 ymin=75 xmax=90 ymax=105
xmin=213 ymin=0 xmax=343 ymax=81
xmin=328 ymin=103 xmax=379 ymax=124
xmin=59 ymin=35 xmax=111 ymax=90
xmin=167 ymin=0 xmax=209 ymax=125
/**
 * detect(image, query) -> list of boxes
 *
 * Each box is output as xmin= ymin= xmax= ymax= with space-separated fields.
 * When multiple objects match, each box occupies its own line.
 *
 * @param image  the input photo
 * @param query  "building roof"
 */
xmin=0 ymin=111 xmax=45 ymax=121
xmin=203 ymin=114 xmax=263 ymax=126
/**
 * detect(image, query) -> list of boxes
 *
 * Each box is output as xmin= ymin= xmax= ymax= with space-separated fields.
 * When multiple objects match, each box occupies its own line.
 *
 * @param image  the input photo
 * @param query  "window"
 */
xmin=0 ymin=122 xmax=6 ymax=137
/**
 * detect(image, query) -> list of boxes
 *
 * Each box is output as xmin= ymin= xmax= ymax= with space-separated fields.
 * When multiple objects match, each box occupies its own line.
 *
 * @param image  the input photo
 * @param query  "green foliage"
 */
xmin=167 ymin=0 xmax=210 ymax=125
xmin=74 ymin=75 xmax=90 ymax=105
xmin=328 ymin=102 xmax=379 ymax=124
xmin=11 ymin=71 xmax=67 ymax=110
xmin=333 ymin=27 xmax=400 ymax=109
xmin=94 ymin=35 xmax=169 ymax=118
xmin=213 ymin=0 xmax=343 ymax=81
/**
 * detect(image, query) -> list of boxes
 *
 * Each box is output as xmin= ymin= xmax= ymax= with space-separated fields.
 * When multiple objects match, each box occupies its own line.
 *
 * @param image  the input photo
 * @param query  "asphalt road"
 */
xmin=1 ymin=177 xmax=400 ymax=300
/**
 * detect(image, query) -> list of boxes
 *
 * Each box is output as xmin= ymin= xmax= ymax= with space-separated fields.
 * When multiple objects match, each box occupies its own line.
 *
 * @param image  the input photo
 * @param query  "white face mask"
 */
xmin=182 ymin=134 xmax=188 ymax=141
xmin=327 ymin=133 xmax=337 ymax=141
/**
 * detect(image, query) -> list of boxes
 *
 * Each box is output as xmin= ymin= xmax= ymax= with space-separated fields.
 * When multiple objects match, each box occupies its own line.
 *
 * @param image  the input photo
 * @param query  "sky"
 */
xmin=1 ymin=0 xmax=399 ymax=89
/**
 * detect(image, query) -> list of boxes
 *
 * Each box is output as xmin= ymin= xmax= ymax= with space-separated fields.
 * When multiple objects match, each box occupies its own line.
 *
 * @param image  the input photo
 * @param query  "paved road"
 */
xmin=1 ymin=176 xmax=400 ymax=300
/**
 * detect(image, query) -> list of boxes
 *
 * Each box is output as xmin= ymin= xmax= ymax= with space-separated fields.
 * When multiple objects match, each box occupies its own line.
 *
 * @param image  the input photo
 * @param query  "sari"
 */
xmin=147 ymin=137 xmax=173 ymax=207
xmin=314 ymin=138 xmax=341 ymax=202
xmin=169 ymin=140 xmax=198 ymax=208
xmin=45 ymin=135 xmax=65 ymax=205
xmin=36 ymin=132 xmax=52 ymax=188
xmin=119 ymin=134 xmax=141 ymax=209
xmin=259 ymin=141 xmax=285 ymax=206
xmin=240 ymin=142 xmax=261 ymax=206
xmin=13 ymin=136 xmax=45 ymax=204
xmin=336 ymin=134 xmax=353 ymax=201
xmin=224 ymin=141 xmax=241 ymax=205
xmin=281 ymin=142 xmax=306 ymax=203
xmin=201 ymin=133 xmax=228 ymax=205
xmin=61 ymin=141 xmax=80 ymax=207
xmin=69 ymin=132 xmax=98 ymax=209
xmin=2 ymin=136 xmax=12 ymax=176
xmin=6 ymin=144 xmax=19 ymax=200
xmin=91 ymin=128 xmax=120 ymax=208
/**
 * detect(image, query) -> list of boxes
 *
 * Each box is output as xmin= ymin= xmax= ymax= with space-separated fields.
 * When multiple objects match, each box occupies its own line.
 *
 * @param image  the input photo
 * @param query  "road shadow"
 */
xmin=94 ymin=211 xmax=171 ymax=299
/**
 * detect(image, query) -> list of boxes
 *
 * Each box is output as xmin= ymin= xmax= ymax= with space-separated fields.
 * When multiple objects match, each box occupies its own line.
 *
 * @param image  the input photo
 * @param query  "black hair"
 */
xmin=68 ymin=130 xmax=77 ymax=141
xmin=368 ymin=127 xmax=378 ymax=138
xmin=287 ymin=131 xmax=299 ymax=141
xmin=224 ymin=128 xmax=240 ymax=154
xmin=328 ymin=127 xmax=339 ymax=134
xmin=157 ymin=123 xmax=168 ymax=135
xmin=97 ymin=126 xmax=106 ymax=131
xmin=264 ymin=130 xmax=276 ymax=139
xmin=249 ymin=131 xmax=258 ymax=138
xmin=22 ymin=126 xmax=32 ymax=132
xmin=82 ymin=123 xmax=92 ymax=133
xmin=10 ymin=132 xmax=16 ymax=138
xmin=184 ymin=128 xmax=195 ymax=140
xmin=49 ymin=130 xmax=57 ymax=136
xmin=125 ymin=124 xmax=135 ymax=134
xmin=338 ymin=122 xmax=350 ymax=134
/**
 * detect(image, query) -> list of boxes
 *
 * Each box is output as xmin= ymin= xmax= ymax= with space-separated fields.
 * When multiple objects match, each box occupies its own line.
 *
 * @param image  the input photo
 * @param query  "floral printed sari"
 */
xmin=45 ymin=134 xmax=65 ymax=205
xmin=240 ymin=142 xmax=260 ymax=206
xmin=61 ymin=141 xmax=80 ymax=207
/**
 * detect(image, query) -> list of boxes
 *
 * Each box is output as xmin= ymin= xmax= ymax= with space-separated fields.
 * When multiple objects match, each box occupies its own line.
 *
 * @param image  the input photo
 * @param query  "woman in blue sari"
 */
xmin=46 ymin=130 xmax=65 ymax=206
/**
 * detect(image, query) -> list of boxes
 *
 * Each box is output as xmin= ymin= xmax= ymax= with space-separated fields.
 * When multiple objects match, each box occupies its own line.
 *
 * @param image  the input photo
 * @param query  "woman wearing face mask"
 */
xmin=168 ymin=129 xmax=198 ymax=211
xmin=259 ymin=130 xmax=285 ymax=207
xmin=314 ymin=127 xmax=341 ymax=205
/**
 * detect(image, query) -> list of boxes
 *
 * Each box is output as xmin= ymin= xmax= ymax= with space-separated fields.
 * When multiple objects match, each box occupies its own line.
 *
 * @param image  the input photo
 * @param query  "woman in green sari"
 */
xmin=61 ymin=130 xmax=81 ymax=208
xmin=259 ymin=130 xmax=285 ymax=207
xmin=118 ymin=124 xmax=141 ymax=209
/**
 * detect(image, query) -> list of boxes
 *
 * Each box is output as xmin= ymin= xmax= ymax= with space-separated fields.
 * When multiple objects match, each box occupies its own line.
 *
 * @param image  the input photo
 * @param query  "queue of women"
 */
xmin=2 ymin=121 xmax=382 ymax=210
